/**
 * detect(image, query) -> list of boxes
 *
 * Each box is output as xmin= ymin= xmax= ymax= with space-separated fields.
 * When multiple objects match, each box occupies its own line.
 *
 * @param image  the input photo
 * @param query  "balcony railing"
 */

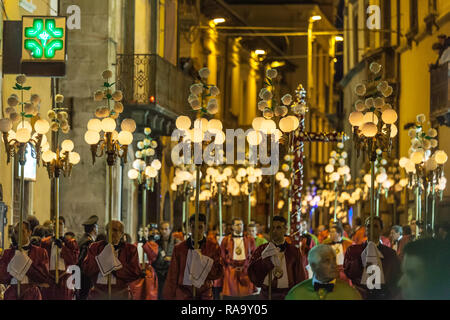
xmin=116 ymin=54 xmax=193 ymax=115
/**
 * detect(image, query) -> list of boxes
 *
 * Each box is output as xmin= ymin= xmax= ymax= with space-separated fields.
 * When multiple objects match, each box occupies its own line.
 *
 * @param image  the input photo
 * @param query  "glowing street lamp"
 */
xmin=213 ymin=18 xmax=226 ymax=24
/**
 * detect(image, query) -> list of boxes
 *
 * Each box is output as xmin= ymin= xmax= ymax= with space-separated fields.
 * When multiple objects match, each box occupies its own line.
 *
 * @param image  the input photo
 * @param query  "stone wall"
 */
xmin=59 ymin=0 xmax=122 ymax=237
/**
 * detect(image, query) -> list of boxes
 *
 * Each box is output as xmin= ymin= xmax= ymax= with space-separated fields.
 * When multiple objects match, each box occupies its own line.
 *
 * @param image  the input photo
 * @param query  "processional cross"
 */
xmin=288 ymin=86 xmax=347 ymax=246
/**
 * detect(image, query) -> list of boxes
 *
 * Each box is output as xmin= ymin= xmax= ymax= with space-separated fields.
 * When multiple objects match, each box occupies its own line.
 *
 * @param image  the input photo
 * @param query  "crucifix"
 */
xmin=288 ymin=86 xmax=347 ymax=246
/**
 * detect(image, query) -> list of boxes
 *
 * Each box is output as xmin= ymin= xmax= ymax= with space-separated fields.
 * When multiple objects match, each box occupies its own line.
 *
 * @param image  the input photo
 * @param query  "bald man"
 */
xmin=285 ymin=245 xmax=361 ymax=300
xmin=82 ymin=220 xmax=141 ymax=299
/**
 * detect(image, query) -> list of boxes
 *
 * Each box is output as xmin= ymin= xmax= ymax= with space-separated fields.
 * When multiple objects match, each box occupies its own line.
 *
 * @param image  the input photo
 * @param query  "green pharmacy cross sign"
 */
xmin=22 ymin=17 xmax=66 ymax=60
xmin=24 ymin=18 xmax=64 ymax=59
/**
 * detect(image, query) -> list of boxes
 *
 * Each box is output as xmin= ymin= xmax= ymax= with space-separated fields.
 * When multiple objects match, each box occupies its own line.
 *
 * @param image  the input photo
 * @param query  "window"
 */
xmin=429 ymin=0 xmax=437 ymax=12
xmin=410 ymin=0 xmax=418 ymax=33
xmin=353 ymin=4 xmax=359 ymax=65
xmin=382 ymin=0 xmax=391 ymax=46
xmin=18 ymin=144 xmax=37 ymax=181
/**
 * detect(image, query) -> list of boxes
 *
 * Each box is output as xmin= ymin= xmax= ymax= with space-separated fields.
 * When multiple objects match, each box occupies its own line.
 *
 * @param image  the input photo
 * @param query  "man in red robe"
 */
xmin=344 ymin=217 xmax=401 ymax=300
xmin=221 ymin=218 xmax=256 ymax=299
xmin=351 ymin=217 xmax=367 ymax=244
xmin=390 ymin=225 xmax=410 ymax=261
xmin=0 ymin=221 xmax=50 ymax=300
xmin=82 ymin=220 xmax=141 ymax=300
xmin=248 ymin=216 xmax=307 ymax=300
xmin=323 ymin=223 xmax=352 ymax=282
xmin=163 ymin=214 xmax=223 ymax=300
xmin=40 ymin=216 xmax=79 ymax=300
xmin=130 ymin=225 xmax=159 ymax=300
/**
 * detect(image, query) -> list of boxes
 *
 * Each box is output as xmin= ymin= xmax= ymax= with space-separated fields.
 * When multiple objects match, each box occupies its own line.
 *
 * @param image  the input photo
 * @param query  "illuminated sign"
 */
xmin=17 ymin=144 xmax=37 ymax=181
xmin=18 ymin=16 xmax=67 ymax=76
xmin=22 ymin=16 xmax=66 ymax=61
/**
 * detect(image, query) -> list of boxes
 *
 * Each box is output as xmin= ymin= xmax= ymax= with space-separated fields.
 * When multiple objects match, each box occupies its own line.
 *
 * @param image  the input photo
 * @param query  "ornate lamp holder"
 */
xmin=348 ymin=62 xmax=398 ymax=241
xmin=399 ymin=114 xmax=447 ymax=236
xmin=0 ymin=75 xmax=51 ymax=296
xmin=84 ymin=70 xmax=136 ymax=299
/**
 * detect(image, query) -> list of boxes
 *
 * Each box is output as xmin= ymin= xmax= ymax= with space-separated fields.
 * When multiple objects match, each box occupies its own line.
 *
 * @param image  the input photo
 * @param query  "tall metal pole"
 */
xmin=376 ymin=185 xmax=381 ymax=217
xmin=185 ymin=195 xmax=189 ymax=240
xmin=141 ymin=186 xmax=147 ymax=269
xmin=193 ymin=164 xmax=201 ymax=299
xmin=415 ymin=185 xmax=420 ymax=221
xmin=55 ymin=176 xmax=60 ymax=284
xmin=247 ymin=184 xmax=252 ymax=226
xmin=182 ymin=195 xmax=186 ymax=236
xmin=424 ymin=182 xmax=429 ymax=234
xmin=268 ymin=174 xmax=275 ymax=300
xmin=287 ymin=193 xmax=291 ymax=235
xmin=107 ymin=165 xmax=113 ymax=299
xmin=17 ymin=150 xmax=26 ymax=298
xmin=431 ymin=182 xmax=436 ymax=235
xmin=218 ymin=183 xmax=223 ymax=244
xmin=370 ymin=160 xmax=375 ymax=242
xmin=333 ymin=181 xmax=338 ymax=222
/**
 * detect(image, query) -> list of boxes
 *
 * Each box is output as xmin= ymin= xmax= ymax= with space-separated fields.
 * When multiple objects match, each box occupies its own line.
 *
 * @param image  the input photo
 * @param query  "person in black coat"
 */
xmin=76 ymin=215 xmax=98 ymax=300
xmin=152 ymin=221 xmax=175 ymax=299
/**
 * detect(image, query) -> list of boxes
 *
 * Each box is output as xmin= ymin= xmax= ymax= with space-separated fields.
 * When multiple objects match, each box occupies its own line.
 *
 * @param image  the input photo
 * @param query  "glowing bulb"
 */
xmin=87 ymin=119 xmax=102 ymax=132
xmin=145 ymin=166 xmax=158 ymax=178
xmin=213 ymin=17 xmax=225 ymax=24
xmin=361 ymin=122 xmax=377 ymax=137
xmin=42 ymin=150 xmax=55 ymax=163
xmin=279 ymin=116 xmax=295 ymax=133
xmin=69 ymin=152 xmax=80 ymax=165
xmin=252 ymin=117 xmax=265 ymax=131
xmin=276 ymin=172 xmax=285 ymax=181
xmin=128 ymin=169 xmax=139 ymax=180
xmin=16 ymin=128 xmax=31 ymax=143
xmin=121 ymin=118 xmax=136 ymax=133
xmin=349 ymin=111 xmax=364 ymax=127
xmin=207 ymin=119 xmax=223 ymax=133
xmin=118 ymin=130 xmax=133 ymax=145
xmin=151 ymin=159 xmax=162 ymax=170
xmin=435 ymin=150 xmax=448 ymax=164
xmin=34 ymin=119 xmax=50 ymax=134
xmin=280 ymin=178 xmax=289 ymax=188
xmin=411 ymin=151 xmax=424 ymax=164
xmin=376 ymin=172 xmax=387 ymax=183
xmin=381 ymin=109 xmax=398 ymax=124
xmin=331 ymin=172 xmax=340 ymax=182
xmin=84 ymin=130 xmax=100 ymax=145
xmin=61 ymin=139 xmax=74 ymax=152
xmin=101 ymin=117 xmax=116 ymax=133
xmin=325 ymin=164 xmax=334 ymax=173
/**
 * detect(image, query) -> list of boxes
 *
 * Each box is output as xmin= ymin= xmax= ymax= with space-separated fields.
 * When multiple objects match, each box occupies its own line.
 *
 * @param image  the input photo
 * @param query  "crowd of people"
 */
xmin=0 ymin=213 xmax=448 ymax=300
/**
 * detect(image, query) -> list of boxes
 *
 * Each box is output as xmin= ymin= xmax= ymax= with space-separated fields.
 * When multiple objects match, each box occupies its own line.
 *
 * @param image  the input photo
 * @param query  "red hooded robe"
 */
xmin=248 ymin=241 xmax=307 ymax=300
xmin=82 ymin=240 xmax=141 ymax=300
xmin=220 ymin=234 xmax=256 ymax=297
xmin=0 ymin=245 xmax=50 ymax=300
xmin=40 ymin=236 xmax=79 ymax=300
xmin=163 ymin=237 xmax=223 ymax=300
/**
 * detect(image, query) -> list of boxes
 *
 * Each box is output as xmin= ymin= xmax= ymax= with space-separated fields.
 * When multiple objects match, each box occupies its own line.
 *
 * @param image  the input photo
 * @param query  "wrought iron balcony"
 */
xmin=116 ymin=54 xmax=193 ymax=115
